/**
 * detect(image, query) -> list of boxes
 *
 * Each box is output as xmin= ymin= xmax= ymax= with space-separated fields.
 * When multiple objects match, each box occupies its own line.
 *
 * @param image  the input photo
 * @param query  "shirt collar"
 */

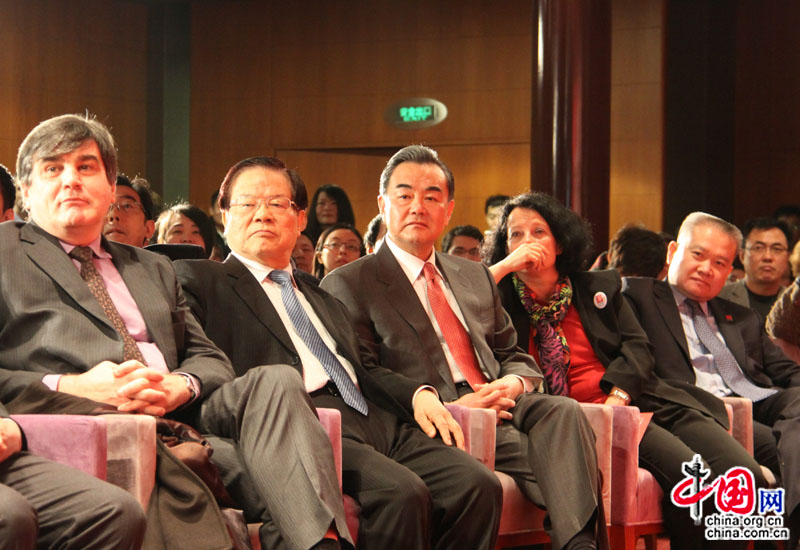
xmin=59 ymin=235 xmax=110 ymax=259
xmin=231 ymin=251 xmax=295 ymax=287
xmin=384 ymin=235 xmax=438 ymax=284
xmin=670 ymin=283 xmax=709 ymax=315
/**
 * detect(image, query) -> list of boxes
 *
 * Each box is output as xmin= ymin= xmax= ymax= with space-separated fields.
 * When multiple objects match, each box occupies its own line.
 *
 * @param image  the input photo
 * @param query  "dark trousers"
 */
xmin=312 ymin=390 xmax=502 ymax=550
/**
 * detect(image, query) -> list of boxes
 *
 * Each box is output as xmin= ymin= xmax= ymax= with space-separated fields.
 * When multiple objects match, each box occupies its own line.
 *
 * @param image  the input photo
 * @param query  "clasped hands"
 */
xmin=58 ymin=360 xmax=191 ymax=416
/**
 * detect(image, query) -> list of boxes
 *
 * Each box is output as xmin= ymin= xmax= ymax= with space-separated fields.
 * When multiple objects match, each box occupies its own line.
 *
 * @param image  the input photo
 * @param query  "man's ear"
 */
xmin=377 ymin=194 xmax=385 ymax=217
xmin=666 ymin=240 xmax=679 ymax=265
xmin=144 ymin=220 xmax=155 ymax=244
xmin=444 ymin=200 xmax=455 ymax=224
xmin=297 ymin=209 xmax=308 ymax=232
xmin=738 ymin=248 xmax=746 ymax=265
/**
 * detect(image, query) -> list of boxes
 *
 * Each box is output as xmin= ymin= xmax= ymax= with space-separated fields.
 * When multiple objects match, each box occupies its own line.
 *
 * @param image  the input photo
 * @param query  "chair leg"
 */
xmin=609 ymin=525 xmax=639 ymax=550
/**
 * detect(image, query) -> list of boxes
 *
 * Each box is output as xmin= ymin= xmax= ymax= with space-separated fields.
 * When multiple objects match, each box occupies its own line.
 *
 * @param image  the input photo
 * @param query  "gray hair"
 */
xmin=379 ymin=145 xmax=454 ymax=200
xmin=16 ymin=114 xmax=117 ymax=188
xmin=677 ymin=211 xmax=743 ymax=255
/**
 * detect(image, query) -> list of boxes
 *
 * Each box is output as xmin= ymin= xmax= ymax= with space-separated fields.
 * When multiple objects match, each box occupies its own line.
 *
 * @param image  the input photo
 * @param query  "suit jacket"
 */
xmin=0 ymin=221 xmax=234 ymax=403
xmin=717 ymin=279 xmax=751 ymax=308
xmin=174 ymin=255 xmax=414 ymax=424
xmin=320 ymin=244 xmax=541 ymax=404
xmin=622 ymin=276 xmax=800 ymax=425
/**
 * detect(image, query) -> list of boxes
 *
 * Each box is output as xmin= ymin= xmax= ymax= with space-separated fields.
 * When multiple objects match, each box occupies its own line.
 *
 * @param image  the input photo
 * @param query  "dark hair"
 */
xmin=116 ymin=174 xmax=158 ymax=221
xmin=741 ymin=216 xmax=792 ymax=247
xmin=379 ymin=145 xmax=455 ymax=200
xmin=484 ymin=195 xmax=510 ymax=213
xmin=306 ymin=184 xmax=356 ymax=243
xmin=218 ymin=157 xmax=308 ymax=212
xmin=485 ymin=192 xmax=593 ymax=276
xmin=155 ymin=203 xmax=216 ymax=258
xmin=17 ymin=113 xmax=117 ymax=188
xmin=313 ymin=222 xmax=364 ymax=279
xmin=364 ymin=213 xmax=384 ymax=250
xmin=773 ymin=204 xmax=800 ymax=219
xmin=441 ymin=224 xmax=484 ymax=253
xmin=0 ymin=164 xmax=14 ymax=213
xmin=607 ymin=224 xmax=667 ymax=278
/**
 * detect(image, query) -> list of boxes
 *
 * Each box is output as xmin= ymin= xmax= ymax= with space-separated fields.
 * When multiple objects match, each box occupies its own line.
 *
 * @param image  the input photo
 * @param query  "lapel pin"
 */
xmin=593 ymin=292 xmax=608 ymax=309
xmin=725 ymin=314 xmax=733 ymax=322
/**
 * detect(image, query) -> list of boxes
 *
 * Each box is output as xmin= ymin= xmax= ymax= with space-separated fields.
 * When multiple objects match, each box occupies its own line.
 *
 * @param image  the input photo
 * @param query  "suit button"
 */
xmin=291 ymin=356 xmax=300 ymax=365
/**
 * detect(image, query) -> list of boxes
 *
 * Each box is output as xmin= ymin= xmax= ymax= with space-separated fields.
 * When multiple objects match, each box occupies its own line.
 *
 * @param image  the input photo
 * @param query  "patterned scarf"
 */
xmin=513 ymin=273 xmax=572 ymax=396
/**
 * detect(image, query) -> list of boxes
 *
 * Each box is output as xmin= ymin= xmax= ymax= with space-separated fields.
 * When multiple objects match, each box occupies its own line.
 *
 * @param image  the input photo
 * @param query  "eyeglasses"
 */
xmin=745 ymin=244 xmax=788 ymax=255
xmin=229 ymin=196 xmax=297 ymax=214
xmin=109 ymin=198 xmax=144 ymax=215
xmin=450 ymin=247 xmax=481 ymax=258
xmin=322 ymin=242 xmax=361 ymax=253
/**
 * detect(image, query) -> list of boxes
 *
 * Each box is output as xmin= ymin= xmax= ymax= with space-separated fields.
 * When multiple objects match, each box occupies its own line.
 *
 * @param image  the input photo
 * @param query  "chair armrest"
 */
xmin=720 ymin=396 xmax=753 ymax=455
xmin=609 ymin=406 xmax=646 ymax=524
xmin=444 ymin=404 xmax=496 ymax=469
xmin=10 ymin=414 xmax=108 ymax=479
xmin=100 ymin=414 xmax=157 ymax=510
xmin=316 ymin=408 xmax=343 ymax=488
xmin=579 ymin=403 xmax=614 ymax=514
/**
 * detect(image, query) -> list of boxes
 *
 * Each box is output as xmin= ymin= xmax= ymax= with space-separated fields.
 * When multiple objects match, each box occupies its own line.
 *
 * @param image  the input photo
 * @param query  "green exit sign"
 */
xmin=386 ymin=98 xmax=447 ymax=129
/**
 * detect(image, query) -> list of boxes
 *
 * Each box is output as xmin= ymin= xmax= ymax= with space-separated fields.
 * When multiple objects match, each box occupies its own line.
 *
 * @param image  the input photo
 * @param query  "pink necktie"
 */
xmin=423 ymin=262 xmax=487 ymax=389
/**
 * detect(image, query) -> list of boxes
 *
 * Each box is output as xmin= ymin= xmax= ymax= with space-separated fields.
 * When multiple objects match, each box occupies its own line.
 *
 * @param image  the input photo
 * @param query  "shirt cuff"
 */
xmin=506 ymin=374 xmax=534 ymax=394
xmin=412 ymin=385 xmax=439 ymax=409
xmin=42 ymin=374 xmax=62 ymax=392
xmin=176 ymin=373 xmax=202 ymax=405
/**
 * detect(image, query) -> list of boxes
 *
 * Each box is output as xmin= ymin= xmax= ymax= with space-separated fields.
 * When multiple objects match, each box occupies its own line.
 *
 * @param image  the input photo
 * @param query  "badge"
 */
xmin=593 ymin=291 xmax=608 ymax=309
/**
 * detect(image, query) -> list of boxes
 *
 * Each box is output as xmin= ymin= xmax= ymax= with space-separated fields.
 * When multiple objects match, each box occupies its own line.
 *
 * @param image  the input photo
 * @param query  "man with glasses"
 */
xmin=175 ymin=156 xmax=502 ymax=550
xmin=441 ymin=224 xmax=483 ymax=262
xmin=719 ymin=216 xmax=793 ymax=325
xmin=104 ymin=174 xmax=157 ymax=247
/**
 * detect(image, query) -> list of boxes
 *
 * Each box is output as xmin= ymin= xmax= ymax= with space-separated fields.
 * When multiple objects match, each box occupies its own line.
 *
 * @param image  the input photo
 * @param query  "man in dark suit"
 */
xmin=322 ymin=145 xmax=606 ymax=550
xmin=0 ymin=114 xmax=350 ymax=550
xmin=175 ymin=156 xmax=502 ymax=550
xmin=623 ymin=211 xmax=800 ymax=544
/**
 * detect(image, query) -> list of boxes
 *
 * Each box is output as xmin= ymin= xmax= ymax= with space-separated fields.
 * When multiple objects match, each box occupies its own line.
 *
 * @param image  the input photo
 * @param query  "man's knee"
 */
xmin=0 ymin=486 xmax=37 ymax=550
xmin=246 ymin=364 xmax=306 ymax=393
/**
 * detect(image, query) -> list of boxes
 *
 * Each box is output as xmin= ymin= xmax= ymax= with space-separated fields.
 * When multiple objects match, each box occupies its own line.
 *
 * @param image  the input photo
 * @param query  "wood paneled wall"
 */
xmin=189 ymin=0 xmax=532 ymax=237
xmin=608 ymin=0 xmax=665 ymax=241
xmin=0 ymin=0 xmax=149 ymax=183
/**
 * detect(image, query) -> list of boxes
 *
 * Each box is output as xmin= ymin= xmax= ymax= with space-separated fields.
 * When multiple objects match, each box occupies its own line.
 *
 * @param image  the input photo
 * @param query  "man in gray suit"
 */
xmin=0 ymin=114 xmax=350 ymax=550
xmin=321 ymin=145 xmax=606 ymax=550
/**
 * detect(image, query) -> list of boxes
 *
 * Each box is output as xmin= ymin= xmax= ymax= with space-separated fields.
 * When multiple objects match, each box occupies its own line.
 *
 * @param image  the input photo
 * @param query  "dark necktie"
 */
xmin=685 ymin=299 xmax=776 ymax=401
xmin=69 ymin=246 xmax=146 ymax=364
xmin=422 ymin=262 xmax=487 ymax=389
xmin=268 ymin=270 xmax=368 ymax=415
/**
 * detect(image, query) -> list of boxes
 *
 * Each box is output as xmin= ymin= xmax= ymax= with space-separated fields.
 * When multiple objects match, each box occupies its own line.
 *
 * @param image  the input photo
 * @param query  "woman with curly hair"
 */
xmin=485 ymin=192 xmax=764 ymax=550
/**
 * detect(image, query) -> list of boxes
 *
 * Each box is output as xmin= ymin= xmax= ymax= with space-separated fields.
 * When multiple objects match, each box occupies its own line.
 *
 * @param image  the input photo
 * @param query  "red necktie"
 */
xmin=423 ymin=262 xmax=487 ymax=389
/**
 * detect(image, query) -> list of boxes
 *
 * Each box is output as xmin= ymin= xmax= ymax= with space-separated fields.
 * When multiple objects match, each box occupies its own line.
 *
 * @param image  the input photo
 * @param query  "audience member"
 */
xmin=767 ymin=276 xmax=800 ymax=361
xmin=484 ymin=194 xmax=509 ymax=234
xmin=155 ymin=202 xmax=216 ymax=258
xmin=486 ymin=194 xmax=760 ymax=550
xmin=606 ymin=223 xmax=668 ymax=278
xmin=364 ymin=213 xmax=386 ymax=254
xmin=322 ymin=145 xmax=607 ymax=550
xmin=441 ymin=224 xmax=483 ymax=262
xmin=175 ymin=156 xmax=500 ymax=550
xmin=623 ymin=212 xmax=800 ymax=547
xmin=313 ymin=223 xmax=364 ymax=279
xmin=774 ymin=204 xmax=800 ymax=245
xmin=306 ymin=184 xmax=355 ymax=244
xmin=718 ymin=216 xmax=791 ymax=325
xmin=0 ymin=114 xmax=353 ymax=550
xmin=0 ymin=164 xmax=14 ymax=221
xmin=292 ymin=230 xmax=316 ymax=274
xmin=103 ymin=174 xmax=157 ymax=247
xmin=791 ymin=240 xmax=800 ymax=278
xmin=208 ymin=189 xmax=230 ymax=260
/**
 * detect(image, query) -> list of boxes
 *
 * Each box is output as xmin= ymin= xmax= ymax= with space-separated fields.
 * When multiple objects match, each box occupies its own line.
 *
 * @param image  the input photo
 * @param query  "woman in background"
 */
xmin=306 ymin=184 xmax=355 ymax=244
xmin=154 ymin=203 xmax=216 ymax=259
xmin=314 ymin=223 xmax=363 ymax=279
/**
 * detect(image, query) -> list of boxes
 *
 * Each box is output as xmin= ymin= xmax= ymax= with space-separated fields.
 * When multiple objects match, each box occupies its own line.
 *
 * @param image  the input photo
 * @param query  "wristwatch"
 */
xmin=609 ymin=387 xmax=631 ymax=404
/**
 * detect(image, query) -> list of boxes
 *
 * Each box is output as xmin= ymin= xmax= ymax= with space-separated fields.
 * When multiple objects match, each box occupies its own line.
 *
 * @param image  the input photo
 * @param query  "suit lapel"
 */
xmin=709 ymin=299 xmax=749 ymax=368
xmin=375 ymin=246 xmax=457 ymax=390
xmin=653 ymin=281 xmax=694 ymax=364
xmin=224 ymin=256 xmax=297 ymax=353
xmin=21 ymin=224 xmax=113 ymax=331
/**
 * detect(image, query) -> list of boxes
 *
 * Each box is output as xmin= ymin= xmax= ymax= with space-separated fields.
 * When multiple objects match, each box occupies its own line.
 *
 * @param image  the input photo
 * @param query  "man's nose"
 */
xmin=61 ymin=165 xmax=81 ymax=186
xmin=252 ymin=200 xmax=273 ymax=221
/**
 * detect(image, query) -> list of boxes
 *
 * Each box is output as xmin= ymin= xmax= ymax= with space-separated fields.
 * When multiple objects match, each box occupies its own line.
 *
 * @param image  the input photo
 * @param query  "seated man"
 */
xmin=606 ymin=223 xmax=668 ymax=279
xmin=440 ymin=224 xmax=483 ymax=262
xmin=322 ymin=145 xmax=607 ymax=550
xmin=0 ymin=164 xmax=15 ymax=221
xmin=717 ymin=216 xmax=792 ymax=325
xmin=175 ymin=156 xmax=502 ymax=550
xmin=0 ymin=399 xmax=146 ymax=550
xmin=0 ymin=114 xmax=351 ymax=550
xmin=104 ymin=174 xmax=158 ymax=248
xmin=623 ymin=211 xmax=800 ymax=546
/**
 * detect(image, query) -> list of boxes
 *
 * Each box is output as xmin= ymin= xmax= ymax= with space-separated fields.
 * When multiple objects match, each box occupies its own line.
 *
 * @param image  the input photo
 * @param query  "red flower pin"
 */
xmin=725 ymin=314 xmax=733 ymax=322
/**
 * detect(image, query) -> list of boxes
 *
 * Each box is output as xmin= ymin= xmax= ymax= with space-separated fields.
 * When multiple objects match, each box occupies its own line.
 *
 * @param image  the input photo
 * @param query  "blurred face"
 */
xmin=379 ymin=162 xmax=454 ymax=259
xmin=506 ymin=207 xmax=561 ymax=274
xmin=222 ymin=166 xmax=306 ymax=269
xmin=740 ymin=227 xmax=789 ymax=287
xmin=0 ymin=195 xmax=12 ymax=221
xmin=292 ymin=233 xmax=315 ymax=273
xmin=315 ymin=191 xmax=338 ymax=226
xmin=486 ymin=205 xmax=503 ymax=231
xmin=163 ymin=214 xmax=205 ymax=250
xmin=22 ymin=140 xmax=114 ymax=245
xmin=316 ymin=228 xmax=362 ymax=275
xmin=104 ymin=186 xmax=154 ymax=247
xmin=447 ymin=235 xmax=482 ymax=261
xmin=667 ymin=223 xmax=737 ymax=302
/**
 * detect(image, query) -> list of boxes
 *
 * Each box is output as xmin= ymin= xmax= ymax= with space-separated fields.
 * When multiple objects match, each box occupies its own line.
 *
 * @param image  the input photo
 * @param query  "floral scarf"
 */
xmin=513 ymin=273 xmax=572 ymax=396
